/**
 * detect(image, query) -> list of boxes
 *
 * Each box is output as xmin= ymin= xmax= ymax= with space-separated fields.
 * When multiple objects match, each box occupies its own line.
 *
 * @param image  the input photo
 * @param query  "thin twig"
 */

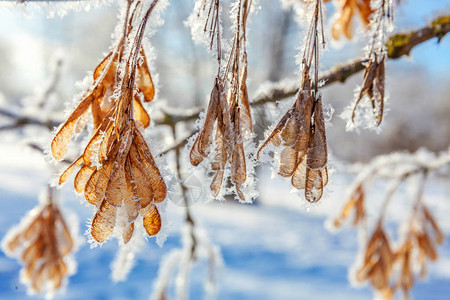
xmin=170 ymin=124 xmax=197 ymax=256
xmin=0 ymin=109 xmax=58 ymax=131
xmin=159 ymin=132 xmax=195 ymax=156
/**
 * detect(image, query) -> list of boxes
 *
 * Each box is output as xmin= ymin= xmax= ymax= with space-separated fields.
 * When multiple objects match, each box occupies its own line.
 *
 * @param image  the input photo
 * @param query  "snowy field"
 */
xmin=0 ymin=143 xmax=449 ymax=300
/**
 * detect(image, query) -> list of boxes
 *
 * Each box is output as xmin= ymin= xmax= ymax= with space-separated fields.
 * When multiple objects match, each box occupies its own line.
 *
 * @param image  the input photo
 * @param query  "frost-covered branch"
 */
xmin=154 ymin=14 xmax=450 ymax=129
xmin=1 ymin=16 xmax=449 ymax=151
xmin=387 ymin=16 xmax=450 ymax=59
xmin=153 ymin=13 xmax=449 ymax=155
xmin=0 ymin=58 xmax=63 ymax=131
xmin=252 ymin=58 xmax=365 ymax=107
xmin=151 ymin=58 xmax=365 ymax=127
xmin=255 ymin=14 xmax=450 ymax=108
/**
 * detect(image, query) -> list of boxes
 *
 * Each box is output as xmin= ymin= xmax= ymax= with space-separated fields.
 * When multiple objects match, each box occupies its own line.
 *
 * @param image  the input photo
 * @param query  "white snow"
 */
xmin=0 ymin=143 xmax=449 ymax=299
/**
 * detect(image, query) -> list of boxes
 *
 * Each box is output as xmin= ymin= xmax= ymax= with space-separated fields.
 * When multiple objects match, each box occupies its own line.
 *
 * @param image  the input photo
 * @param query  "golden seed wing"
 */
xmin=74 ymin=164 xmax=96 ymax=193
xmin=81 ymin=116 xmax=112 ymax=166
xmin=321 ymin=167 xmax=329 ymax=187
xmin=113 ymin=90 xmax=133 ymax=137
xmin=23 ymin=216 xmax=42 ymax=241
xmin=31 ymin=264 xmax=47 ymax=293
xmin=104 ymin=166 xmax=127 ymax=207
xmin=73 ymin=109 xmax=90 ymax=137
xmin=126 ymin=156 xmax=153 ymax=208
xmin=231 ymin=144 xmax=247 ymax=201
xmin=291 ymin=157 xmax=307 ymax=190
xmin=123 ymin=171 xmax=140 ymax=222
xmin=133 ymin=131 xmax=167 ymax=203
xmin=91 ymin=95 xmax=104 ymax=129
xmin=85 ymin=160 xmax=114 ymax=206
xmin=6 ymin=234 xmax=23 ymax=252
xmin=279 ymin=147 xmax=299 ymax=177
xmin=292 ymin=92 xmax=313 ymax=154
xmin=305 ymin=168 xmax=324 ymax=203
xmin=374 ymin=57 xmax=385 ymax=125
xmin=257 ymin=109 xmax=292 ymax=159
xmin=331 ymin=4 xmax=353 ymax=39
xmin=97 ymin=123 xmax=116 ymax=163
xmin=210 ymin=170 xmax=224 ymax=198
xmin=280 ymin=113 xmax=300 ymax=147
xmin=133 ymin=96 xmax=150 ymax=128
xmin=356 ymin=0 xmax=373 ymax=25
xmin=91 ymin=200 xmax=117 ymax=243
xmin=306 ymin=97 xmax=327 ymax=170
xmin=239 ymin=55 xmax=252 ymax=132
xmin=59 ymin=157 xmax=83 ymax=185
xmin=93 ymin=51 xmax=114 ymax=80
xmin=423 ymin=206 xmax=444 ymax=244
xmin=142 ymin=205 xmax=161 ymax=236
xmin=122 ymin=223 xmax=135 ymax=244
xmin=51 ymin=94 xmax=93 ymax=160
xmin=22 ymin=239 xmax=43 ymax=266
xmin=137 ymin=49 xmax=155 ymax=103
xmin=190 ymin=82 xmax=220 ymax=166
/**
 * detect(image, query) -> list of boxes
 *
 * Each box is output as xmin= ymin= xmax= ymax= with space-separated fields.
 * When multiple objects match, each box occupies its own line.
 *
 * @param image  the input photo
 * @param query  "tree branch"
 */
xmin=2 ymin=15 xmax=449 ymax=153
xmin=387 ymin=16 xmax=450 ymax=59
xmin=0 ymin=109 xmax=58 ymax=131
xmin=153 ymin=15 xmax=450 ymax=128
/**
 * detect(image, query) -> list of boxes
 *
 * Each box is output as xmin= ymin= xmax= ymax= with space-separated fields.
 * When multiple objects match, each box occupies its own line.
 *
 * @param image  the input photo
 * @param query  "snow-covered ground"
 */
xmin=0 ymin=143 xmax=449 ymax=300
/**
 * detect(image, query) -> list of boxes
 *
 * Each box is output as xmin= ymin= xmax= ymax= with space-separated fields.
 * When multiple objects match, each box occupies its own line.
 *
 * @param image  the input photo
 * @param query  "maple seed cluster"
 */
xmin=190 ymin=0 xmax=252 ymax=201
xmin=352 ymin=55 xmax=385 ymax=125
xmin=189 ymin=0 xmax=330 ymax=203
xmin=5 ymin=199 xmax=73 ymax=293
xmin=350 ymin=0 xmax=392 ymax=128
xmin=258 ymin=0 xmax=328 ymax=202
xmin=51 ymin=1 xmax=166 ymax=243
xmin=334 ymin=179 xmax=444 ymax=300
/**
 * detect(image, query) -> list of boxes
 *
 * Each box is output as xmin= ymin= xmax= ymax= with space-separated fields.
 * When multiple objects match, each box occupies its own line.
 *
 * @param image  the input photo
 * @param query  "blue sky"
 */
xmin=0 ymin=0 xmax=449 ymax=87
